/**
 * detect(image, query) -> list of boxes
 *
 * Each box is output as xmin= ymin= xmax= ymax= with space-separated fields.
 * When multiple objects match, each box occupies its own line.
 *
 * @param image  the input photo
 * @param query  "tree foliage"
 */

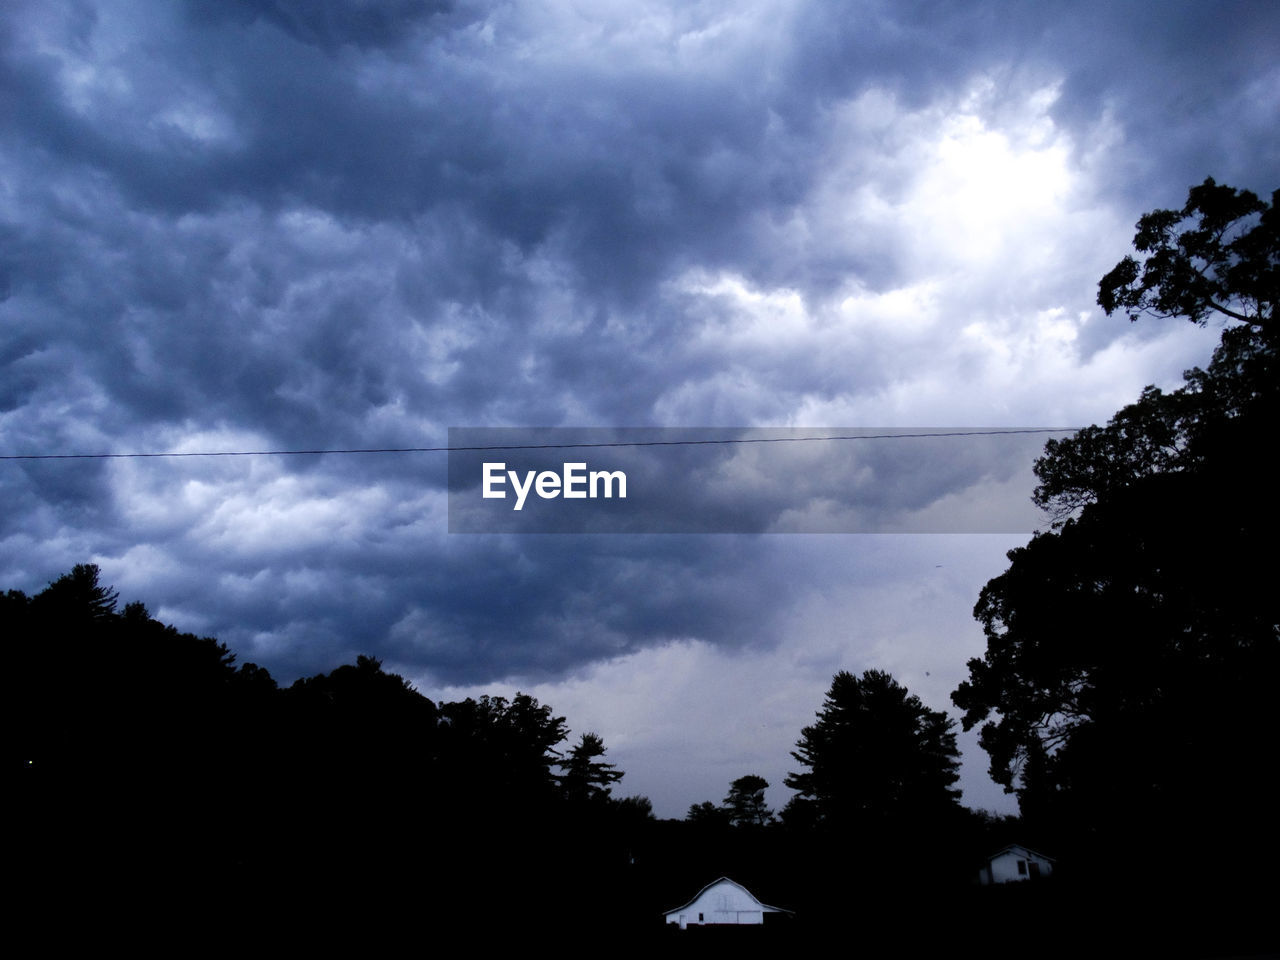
xmin=1098 ymin=177 xmax=1276 ymax=326
xmin=953 ymin=179 xmax=1279 ymax=859
xmin=1036 ymin=179 xmax=1277 ymax=526
xmin=613 ymin=794 xmax=655 ymax=822
xmin=10 ymin=564 xmax=652 ymax=932
xmin=558 ymin=731 xmax=624 ymax=804
xmin=686 ymin=799 xmax=733 ymax=826
xmin=786 ymin=669 xmax=960 ymax=829
xmin=33 ymin=563 xmax=121 ymax=621
xmin=436 ymin=692 xmax=569 ymax=807
xmin=722 ymin=774 xmax=773 ymax=827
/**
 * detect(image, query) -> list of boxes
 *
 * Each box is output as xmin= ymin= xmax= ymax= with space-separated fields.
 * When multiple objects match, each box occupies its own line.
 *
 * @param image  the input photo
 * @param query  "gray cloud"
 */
xmin=2 ymin=0 xmax=1275 ymax=813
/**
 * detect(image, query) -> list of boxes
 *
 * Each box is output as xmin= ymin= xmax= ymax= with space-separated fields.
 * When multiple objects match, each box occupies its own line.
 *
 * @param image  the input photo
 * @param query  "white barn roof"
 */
xmin=664 ymin=876 xmax=791 ymax=926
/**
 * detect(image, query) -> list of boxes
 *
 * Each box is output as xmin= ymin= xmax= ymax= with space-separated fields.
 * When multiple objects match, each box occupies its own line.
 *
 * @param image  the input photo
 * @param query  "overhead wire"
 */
xmin=0 ymin=427 xmax=1081 ymax=460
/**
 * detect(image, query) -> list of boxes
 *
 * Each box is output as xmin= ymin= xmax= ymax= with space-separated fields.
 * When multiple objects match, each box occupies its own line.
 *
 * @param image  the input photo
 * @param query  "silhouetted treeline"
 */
xmin=11 ymin=565 xmax=654 ymax=938
xmin=10 ymin=564 xmax=1033 ymax=946
xmin=13 ymin=561 xmax=1273 ymax=951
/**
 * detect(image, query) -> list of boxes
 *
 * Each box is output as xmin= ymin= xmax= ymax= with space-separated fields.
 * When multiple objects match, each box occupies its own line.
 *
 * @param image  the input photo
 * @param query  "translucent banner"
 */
xmin=447 ymin=427 xmax=1070 ymax=533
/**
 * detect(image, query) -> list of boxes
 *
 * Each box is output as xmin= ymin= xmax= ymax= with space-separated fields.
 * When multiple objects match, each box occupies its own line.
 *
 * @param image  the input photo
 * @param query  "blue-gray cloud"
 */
xmin=1 ymin=0 xmax=1275 ymax=697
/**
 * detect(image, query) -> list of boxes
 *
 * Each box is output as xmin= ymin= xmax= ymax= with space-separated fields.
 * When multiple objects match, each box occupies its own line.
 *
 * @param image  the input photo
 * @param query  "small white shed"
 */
xmin=979 ymin=844 xmax=1055 ymax=884
xmin=664 ymin=876 xmax=790 ymax=928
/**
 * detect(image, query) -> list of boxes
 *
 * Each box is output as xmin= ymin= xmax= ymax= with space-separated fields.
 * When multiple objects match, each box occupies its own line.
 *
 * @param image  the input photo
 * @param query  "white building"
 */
xmin=979 ymin=844 xmax=1055 ymax=884
xmin=664 ymin=876 xmax=791 ymax=928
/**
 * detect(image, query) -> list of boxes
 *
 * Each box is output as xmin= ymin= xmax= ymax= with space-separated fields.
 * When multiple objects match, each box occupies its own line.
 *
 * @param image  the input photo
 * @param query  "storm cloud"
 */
xmin=2 ymin=0 xmax=1275 ymax=815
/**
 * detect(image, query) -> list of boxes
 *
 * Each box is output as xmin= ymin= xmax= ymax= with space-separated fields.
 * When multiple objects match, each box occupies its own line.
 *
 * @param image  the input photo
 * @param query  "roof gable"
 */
xmin=663 ymin=876 xmax=790 ymax=917
xmin=987 ymin=844 xmax=1055 ymax=863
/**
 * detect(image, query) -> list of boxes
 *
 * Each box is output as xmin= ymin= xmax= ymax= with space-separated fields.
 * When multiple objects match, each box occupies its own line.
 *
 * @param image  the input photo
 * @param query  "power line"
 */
xmin=0 ymin=428 xmax=1081 ymax=461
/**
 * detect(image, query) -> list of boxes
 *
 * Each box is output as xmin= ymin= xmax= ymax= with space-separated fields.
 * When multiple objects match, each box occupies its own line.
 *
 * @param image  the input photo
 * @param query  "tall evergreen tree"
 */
xmin=786 ymin=669 xmax=960 ymax=829
xmin=558 ymin=731 xmax=623 ymax=803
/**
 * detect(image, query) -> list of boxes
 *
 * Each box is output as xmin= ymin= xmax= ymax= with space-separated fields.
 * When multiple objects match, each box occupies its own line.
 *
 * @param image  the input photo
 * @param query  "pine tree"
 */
xmin=723 ymin=774 xmax=773 ymax=827
xmin=787 ymin=669 xmax=960 ymax=828
xmin=558 ymin=731 xmax=623 ymax=803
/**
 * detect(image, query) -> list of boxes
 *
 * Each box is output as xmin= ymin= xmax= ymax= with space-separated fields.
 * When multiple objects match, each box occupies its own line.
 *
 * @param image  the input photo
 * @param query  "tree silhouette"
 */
xmin=558 ymin=731 xmax=623 ymax=804
xmin=613 ymin=794 xmax=655 ymax=821
xmin=1036 ymin=180 xmax=1276 ymax=527
xmin=437 ymin=693 xmax=569 ymax=809
xmin=686 ymin=799 xmax=733 ymax=826
xmin=723 ymin=774 xmax=773 ymax=827
xmin=786 ymin=669 xmax=960 ymax=830
xmin=9 ymin=565 xmax=667 ymax=935
xmin=31 ymin=562 xmax=119 ymax=622
xmin=1098 ymin=177 xmax=1275 ymax=327
xmin=953 ymin=179 xmax=1279 ymax=874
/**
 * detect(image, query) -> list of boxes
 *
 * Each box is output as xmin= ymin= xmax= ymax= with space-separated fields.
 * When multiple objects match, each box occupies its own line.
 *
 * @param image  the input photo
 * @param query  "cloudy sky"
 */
xmin=2 ymin=0 xmax=1276 ymax=817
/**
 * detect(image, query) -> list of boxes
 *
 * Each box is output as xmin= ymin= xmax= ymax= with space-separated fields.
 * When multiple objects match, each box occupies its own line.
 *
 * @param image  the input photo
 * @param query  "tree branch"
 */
xmin=1206 ymin=299 xmax=1255 ymax=323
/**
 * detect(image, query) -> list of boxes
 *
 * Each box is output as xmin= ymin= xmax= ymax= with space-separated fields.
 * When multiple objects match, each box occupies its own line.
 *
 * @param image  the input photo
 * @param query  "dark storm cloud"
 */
xmin=375 ymin=534 xmax=810 ymax=683
xmin=187 ymin=0 xmax=458 ymax=53
xmin=1 ymin=0 xmax=1276 ymax=691
xmin=99 ymin=510 xmax=812 ymax=686
xmin=1044 ymin=2 xmax=1278 ymax=191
